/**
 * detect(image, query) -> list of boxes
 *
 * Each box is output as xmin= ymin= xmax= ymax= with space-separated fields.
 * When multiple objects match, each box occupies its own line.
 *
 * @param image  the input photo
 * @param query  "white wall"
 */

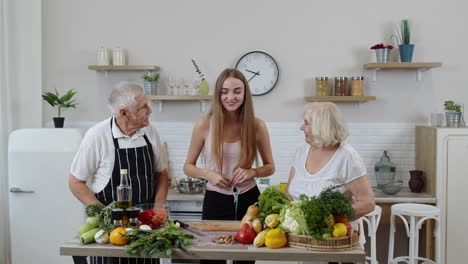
xmin=41 ymin=0 xmax=468 ymax=125
xmin=9 ymin=0 xmax=42 ymax=129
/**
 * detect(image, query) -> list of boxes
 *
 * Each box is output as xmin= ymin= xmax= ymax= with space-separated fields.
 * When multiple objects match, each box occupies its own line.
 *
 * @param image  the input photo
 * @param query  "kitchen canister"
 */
xmin=112 ymin=47 xmax=127 ymax=66
xmin=351 ymin=76 xmax=364 ymax=96
xmin=97 ymin=47 xmax=111 ymax=65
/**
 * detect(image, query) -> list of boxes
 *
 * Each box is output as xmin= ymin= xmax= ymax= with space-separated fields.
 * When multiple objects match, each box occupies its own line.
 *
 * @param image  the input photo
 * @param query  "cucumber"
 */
xmin=86 ymin=215 xmax=102 ymax=226
xmin=78 ymin=223 xmax=99 ymax=236
xmin=80 ymin=228 xmax=100 ymax=244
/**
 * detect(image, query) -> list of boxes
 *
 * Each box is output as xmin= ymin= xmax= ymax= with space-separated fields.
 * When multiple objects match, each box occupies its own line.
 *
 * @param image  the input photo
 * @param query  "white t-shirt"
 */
xmin=70 ymin=117 xmax=167 ymax=193
xmin=288 ymin=142 xmax=367 ymax=201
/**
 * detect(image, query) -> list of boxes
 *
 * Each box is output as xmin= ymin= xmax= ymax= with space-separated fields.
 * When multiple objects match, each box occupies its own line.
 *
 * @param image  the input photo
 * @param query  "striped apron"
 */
xmin=92 ymin=119 xmax=159 ymax=264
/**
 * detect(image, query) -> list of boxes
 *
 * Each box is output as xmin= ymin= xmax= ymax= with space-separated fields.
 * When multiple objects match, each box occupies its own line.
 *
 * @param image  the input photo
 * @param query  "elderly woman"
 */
xmin=285 ymin=102 xmax=374 ymax=220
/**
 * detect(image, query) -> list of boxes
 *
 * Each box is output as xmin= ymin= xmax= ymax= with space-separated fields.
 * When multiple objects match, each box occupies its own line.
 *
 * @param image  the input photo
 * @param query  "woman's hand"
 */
xmin=206 ymin=170 xmax=229 ymax=188
xmin=231 ymin=168 xmax=256 ymax=186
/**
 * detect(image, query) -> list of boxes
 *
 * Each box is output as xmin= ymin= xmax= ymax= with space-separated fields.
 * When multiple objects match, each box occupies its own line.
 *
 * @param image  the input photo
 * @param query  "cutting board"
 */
xmin=190 ymin=221 xmax=241 ymax=232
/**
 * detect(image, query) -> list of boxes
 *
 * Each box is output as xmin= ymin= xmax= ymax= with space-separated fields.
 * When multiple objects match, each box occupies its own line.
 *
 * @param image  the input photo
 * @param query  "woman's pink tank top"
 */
xmin=204 ymin=125 xmax=257 ymax=195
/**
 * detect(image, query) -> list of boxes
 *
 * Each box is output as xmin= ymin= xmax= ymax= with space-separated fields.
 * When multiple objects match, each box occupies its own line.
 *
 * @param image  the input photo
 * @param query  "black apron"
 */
xmin=92 ymin=119 xmax=159 ymax=264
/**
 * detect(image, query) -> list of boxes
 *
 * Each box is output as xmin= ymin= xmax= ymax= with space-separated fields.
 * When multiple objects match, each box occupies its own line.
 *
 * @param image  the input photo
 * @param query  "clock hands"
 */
xmin=247 ymin=70 xmax=261 ymax=82
xmin=246 ymin=69 xmax=260 ymax=76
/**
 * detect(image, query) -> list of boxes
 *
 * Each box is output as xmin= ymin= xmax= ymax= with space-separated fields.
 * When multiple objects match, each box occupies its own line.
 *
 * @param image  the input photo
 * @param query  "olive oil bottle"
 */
xmin=116 ymin=169 xmax=132 ymax=207
xmin=116 ymin=169 xmax=132 ymax=226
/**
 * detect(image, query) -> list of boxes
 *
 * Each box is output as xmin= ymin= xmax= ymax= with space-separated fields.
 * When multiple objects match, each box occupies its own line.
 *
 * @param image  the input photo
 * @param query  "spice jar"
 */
xmin=315 ymin=77 xmax=329 ymax=96
xmin=335 ymin=77 xmax=347 ymax=96
xmin=111 ymin=208 xmax=124 ymax=228
xmin=126 ymin=207 xmax=140 ymax=229
xmin=351 ymin=77 xmax=364 ymax=96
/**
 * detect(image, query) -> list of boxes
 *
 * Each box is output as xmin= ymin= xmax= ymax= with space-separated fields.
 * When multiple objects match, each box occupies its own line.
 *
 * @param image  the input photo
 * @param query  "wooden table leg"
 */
xmin=426 ymin=219 xmax=435 ymax=260
xmin=72 ymin=256 xmax=88 ymax=264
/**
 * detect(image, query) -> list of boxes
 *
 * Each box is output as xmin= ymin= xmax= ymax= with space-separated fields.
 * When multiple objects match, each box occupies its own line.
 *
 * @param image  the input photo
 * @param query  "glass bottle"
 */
xmin=116 ymin=169 xmax=132 ymax=209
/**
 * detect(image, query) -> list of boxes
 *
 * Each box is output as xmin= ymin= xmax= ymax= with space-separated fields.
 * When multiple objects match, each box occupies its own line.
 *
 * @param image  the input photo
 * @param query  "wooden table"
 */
xmin=61 ymin=236 xmax=365 ymax=263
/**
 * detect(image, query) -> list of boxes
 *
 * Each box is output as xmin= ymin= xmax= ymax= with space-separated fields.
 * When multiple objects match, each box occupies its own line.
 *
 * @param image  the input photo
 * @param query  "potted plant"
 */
xmin=393 ymin=19 xmax=414 ymax=62
xmin=370 ymin=43 xmax=394 ymax=63
xmin=142 ymin=72 xmax=160 ymax=95
xmin=444 ymin=100 xmax=463 ymax=127
xmin=42 ymin=89 xmax=77 ymax=128
xmin=191 ymin=59 xmax=209 ymax=96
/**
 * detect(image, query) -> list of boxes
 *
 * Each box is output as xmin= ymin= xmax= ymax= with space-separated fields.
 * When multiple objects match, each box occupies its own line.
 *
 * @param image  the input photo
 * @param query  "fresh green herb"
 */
xmin=444 ymin=100 xmax=462 ymax=112
xmin=84 ymin=202 xmax=116 ymax=233
xmin=257 ymin=187 xmax=290 ymax=223
xmin=142 ymin=72 xmax=160 ymax=82
xmin=85 ymin=204 xmax=105 ymax=217
xmin=124 ymin=221 xmax=194 ymax=258
xmin=298 ymin=188 xmax=354 ymax=239
xmin=319 ymin=188 xmax=354 ymax=220
xmin=299 ymin=194 xmax=332 ymax=239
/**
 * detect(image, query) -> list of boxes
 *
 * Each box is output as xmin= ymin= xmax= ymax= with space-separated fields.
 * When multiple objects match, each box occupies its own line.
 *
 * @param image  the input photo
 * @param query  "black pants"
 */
xmin=200 ymin=187 xmax=260 ymax=264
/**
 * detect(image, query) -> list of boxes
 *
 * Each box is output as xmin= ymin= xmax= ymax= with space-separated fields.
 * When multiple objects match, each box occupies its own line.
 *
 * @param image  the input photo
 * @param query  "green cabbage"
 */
xmin=279 ymin=200 xmax=310 ymax=235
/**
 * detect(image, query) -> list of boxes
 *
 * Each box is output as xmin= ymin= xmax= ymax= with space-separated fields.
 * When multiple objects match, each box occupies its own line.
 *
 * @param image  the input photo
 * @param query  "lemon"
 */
xmin=264 ymin=214 xmax=280 ymax=228
xmin=109 ymin=227 xmax=130 ymax=245
xmin=332 ymin=223 xmax=347 ymax=238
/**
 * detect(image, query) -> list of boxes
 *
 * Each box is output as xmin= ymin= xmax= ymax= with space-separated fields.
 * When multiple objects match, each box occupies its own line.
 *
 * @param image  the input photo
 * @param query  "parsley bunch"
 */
xmin=299 ymin=188 xmax=354 ymax=239
xmin=124 ymin=221 xmax=194 ymax=258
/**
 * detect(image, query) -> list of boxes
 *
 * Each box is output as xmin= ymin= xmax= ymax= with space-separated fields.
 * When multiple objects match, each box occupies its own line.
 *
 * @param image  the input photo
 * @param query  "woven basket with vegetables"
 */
xmin=278 ymin=188 xmax=357 ymax=251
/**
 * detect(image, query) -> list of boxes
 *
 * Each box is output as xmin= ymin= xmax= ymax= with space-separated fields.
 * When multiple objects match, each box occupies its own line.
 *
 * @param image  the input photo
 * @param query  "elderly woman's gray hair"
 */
xmin=108 ymin=82 xmax=145 ymax=115
xmin=303 ymin=102 xmax=349 ymax=146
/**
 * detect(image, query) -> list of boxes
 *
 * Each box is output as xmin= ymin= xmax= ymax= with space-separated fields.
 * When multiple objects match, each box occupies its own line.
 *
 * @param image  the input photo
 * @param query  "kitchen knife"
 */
xmin=174 ymin=220 xmax=205 ymax=236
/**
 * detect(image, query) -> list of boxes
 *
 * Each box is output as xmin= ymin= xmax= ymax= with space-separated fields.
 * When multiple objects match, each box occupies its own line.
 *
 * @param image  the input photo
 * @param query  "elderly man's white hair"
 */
xmin=108 ymin=82 xmax=145 ymax=115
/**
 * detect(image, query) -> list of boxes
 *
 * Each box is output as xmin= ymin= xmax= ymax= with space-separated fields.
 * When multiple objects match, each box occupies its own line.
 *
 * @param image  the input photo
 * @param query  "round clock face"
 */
xmin=235 ymin=51 xmax=279 ymax=96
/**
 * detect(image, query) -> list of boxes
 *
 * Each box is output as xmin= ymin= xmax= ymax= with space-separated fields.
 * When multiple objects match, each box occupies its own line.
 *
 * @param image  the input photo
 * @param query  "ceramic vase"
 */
xmin=409 ymin=170 xmax=425 ymax=193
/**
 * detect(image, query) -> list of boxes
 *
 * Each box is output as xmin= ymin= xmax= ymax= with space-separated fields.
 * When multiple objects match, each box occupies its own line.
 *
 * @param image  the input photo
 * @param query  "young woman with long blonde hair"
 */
xmin=184 ymin=68 xmax=275 ymax=264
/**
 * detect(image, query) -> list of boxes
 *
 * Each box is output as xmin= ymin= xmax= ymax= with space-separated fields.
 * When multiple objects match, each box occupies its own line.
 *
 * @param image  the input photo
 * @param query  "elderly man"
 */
xmin=68 ymin=82 xmax=167 ymax=263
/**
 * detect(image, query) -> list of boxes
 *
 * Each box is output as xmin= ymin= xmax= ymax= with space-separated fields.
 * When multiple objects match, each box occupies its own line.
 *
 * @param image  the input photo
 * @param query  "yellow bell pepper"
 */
xmin=265 ymin=228 xmax=287 ymax=249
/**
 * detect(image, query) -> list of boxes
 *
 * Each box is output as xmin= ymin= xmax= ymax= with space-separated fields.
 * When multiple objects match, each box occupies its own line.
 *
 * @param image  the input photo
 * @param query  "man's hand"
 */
xmin=206 ymin=170 xmax=229 ymax=188
xmin=231 ymin=168 xmax=256 ymax=186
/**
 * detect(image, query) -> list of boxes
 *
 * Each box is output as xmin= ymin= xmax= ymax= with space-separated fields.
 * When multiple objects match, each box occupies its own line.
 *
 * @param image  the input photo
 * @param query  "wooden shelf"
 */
xmin=364 ymin=62 xmax=442 ymax=70
xmin=304 ymin=96 xmax=376 ymax=102
xmin=364 ymin=62 xmax=442 ymax=81
xmin=88 ymin=65 xmax=160 ymax=71
xmin=148 ymin=95 xmax=213 ymax=112
xmin=148 ymin=95 xmax=212 ymax=101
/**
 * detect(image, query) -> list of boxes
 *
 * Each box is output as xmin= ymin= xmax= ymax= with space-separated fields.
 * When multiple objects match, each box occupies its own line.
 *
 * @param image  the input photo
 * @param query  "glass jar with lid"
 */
xmin=374 ymin=150 xmax=397 ymax=187
xmin=351 ymin=76 xmax=364 ymax=96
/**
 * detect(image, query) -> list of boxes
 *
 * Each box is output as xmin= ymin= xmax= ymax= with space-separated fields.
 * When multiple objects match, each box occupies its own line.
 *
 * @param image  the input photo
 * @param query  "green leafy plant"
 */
xmin=393 ymin=19 xmax=411 ymax=45
xmin=444 ymin=100 xmax=462 ymax=112
xmin=142 ymin=72 xmax=160 ymax=82
xmin=42 ymin=89 xmax=77 ymax=117
xmin=191 ymin=59 xmax=206 ymax=81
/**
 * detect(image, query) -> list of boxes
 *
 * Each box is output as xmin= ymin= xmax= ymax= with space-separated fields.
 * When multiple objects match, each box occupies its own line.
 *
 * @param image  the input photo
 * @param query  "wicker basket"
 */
xmin=287 ymin=231 xmax=359 ymax=252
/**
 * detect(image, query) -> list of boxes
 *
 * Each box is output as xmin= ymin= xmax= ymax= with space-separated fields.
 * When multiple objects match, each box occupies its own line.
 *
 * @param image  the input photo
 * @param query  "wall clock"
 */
xmin=235 ymin=51 xmax=279 ymax=96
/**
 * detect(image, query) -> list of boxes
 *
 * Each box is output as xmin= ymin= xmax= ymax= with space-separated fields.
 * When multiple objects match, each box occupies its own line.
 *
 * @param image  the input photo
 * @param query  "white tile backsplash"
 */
xmin=153 ymin=122 xmax=416 ymax=187
xmin=68 ymin=121 xmax=417 ymax=187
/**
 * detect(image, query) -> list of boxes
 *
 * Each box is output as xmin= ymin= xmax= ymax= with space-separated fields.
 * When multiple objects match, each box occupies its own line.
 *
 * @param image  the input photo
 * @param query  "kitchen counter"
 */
xmin=373 ymin=188 xmax=436 ymax=204
xmin=167 ymin=187 xmax=436 ymax=204
xmin=167 ymin=188 xmax=204 ymax=201
xmin=60 ymin=221 xmax=365 ymax=263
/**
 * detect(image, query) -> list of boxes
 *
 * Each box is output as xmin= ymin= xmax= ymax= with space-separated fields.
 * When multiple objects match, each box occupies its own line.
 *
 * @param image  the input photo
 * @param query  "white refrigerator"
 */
xmin=8 ymin=129 xmax=84 ymax=264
